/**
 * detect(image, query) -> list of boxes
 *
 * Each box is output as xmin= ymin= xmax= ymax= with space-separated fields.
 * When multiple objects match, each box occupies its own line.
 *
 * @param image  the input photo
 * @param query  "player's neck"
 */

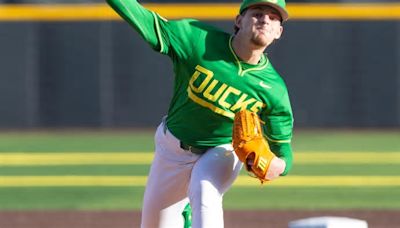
xmin=232 ymin=35 xmax=266 ymax=65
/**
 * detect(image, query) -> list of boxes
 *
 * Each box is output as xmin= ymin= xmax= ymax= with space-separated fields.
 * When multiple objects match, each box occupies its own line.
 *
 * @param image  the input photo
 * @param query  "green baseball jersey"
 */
xmin=107 ymin=0 xmax=294 ymax=174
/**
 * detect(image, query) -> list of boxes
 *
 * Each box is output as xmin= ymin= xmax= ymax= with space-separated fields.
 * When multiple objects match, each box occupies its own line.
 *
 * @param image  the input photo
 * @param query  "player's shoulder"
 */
xmin=264 ymin=58 xmax=289 ymax=89
xmin=171 ymin=19 xmax=228 ymax=35
xmin=265 ymin=58 xmax=283 ymax=78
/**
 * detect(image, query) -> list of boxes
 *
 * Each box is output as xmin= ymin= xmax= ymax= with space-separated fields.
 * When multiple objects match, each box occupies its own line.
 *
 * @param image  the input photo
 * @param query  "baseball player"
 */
xmin=107 ymin=0 xmax=294 ymax=227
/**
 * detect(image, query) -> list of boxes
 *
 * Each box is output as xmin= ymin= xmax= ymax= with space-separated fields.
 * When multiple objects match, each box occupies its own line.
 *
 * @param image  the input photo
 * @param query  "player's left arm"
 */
xmin=261 ymin=90 xmax=294 ymax=176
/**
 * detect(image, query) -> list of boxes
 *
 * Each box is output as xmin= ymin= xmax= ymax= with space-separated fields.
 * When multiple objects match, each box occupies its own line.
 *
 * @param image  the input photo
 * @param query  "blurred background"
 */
xmin=0 ymin=0 xmax=399 ymax=227
xmin=0 ymin=0 xmax=399 ymax=129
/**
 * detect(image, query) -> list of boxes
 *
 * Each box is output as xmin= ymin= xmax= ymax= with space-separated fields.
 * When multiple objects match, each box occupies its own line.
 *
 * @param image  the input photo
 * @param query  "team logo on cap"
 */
xmin=268 ymin=0 xmax=278 ymax=3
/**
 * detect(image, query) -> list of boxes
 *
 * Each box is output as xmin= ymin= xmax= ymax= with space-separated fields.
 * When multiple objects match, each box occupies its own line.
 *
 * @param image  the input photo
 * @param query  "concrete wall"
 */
xmin=1 ymin=19 xmax=399 ymax=128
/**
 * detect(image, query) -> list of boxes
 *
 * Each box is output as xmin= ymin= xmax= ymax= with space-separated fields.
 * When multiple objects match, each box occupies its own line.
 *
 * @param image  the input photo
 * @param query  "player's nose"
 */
xmin=259 ymin=14 xmax=271 ymax=24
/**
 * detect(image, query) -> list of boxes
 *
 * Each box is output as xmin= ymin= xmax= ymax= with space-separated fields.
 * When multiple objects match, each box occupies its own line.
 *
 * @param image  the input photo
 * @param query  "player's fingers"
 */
xmin=265 ymin=157 xmax=286 ymax=180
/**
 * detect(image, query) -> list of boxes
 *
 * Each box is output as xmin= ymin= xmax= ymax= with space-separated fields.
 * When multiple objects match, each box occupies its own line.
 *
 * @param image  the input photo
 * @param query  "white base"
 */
xmin=288 ymin=216 xmax=368 ymax=228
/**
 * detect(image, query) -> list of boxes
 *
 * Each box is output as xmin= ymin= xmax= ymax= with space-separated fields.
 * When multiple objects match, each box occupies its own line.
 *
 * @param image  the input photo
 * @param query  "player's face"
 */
xmin=235 ymin=6 xmax=283 ymax=47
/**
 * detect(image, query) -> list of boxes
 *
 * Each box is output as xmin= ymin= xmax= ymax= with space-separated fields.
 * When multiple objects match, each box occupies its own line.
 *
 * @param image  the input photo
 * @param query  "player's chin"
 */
xmin=251 ymin=35 xmax=270 ymax=47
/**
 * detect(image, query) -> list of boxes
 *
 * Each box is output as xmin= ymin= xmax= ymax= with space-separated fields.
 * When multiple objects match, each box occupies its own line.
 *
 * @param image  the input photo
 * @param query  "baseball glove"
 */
xmin=232 ymin=110 xmax=277 ymax=183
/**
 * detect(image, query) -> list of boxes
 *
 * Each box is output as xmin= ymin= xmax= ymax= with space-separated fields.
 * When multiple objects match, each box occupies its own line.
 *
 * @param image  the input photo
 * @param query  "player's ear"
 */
xmin=235 ymin=14 xmax=243 ymax=31
xmin=274 ymin=25 xmax=283 ymax=40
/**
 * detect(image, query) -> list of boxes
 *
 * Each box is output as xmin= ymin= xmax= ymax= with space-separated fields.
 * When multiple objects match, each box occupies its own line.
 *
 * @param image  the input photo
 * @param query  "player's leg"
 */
xmin=188 ymin=144 xmax=242 ymax=228
xmin=141 ymin=121 xmax=200 ymax=228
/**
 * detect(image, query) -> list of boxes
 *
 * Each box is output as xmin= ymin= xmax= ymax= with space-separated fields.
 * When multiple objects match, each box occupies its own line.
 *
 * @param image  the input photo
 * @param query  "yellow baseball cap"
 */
xmin=239 ymin=0 xmax=289 ymax=21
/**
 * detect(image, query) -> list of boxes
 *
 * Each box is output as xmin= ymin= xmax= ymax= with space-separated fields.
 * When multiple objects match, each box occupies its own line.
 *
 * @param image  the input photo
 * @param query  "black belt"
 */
xmin=162 ymin=120 xmax=210 ymax=155
xmin=179 ymin=141 xmax=210 ymax=155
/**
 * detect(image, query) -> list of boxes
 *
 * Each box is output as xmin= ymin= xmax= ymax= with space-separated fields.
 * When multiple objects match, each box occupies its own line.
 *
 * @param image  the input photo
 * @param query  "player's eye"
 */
xmin=268 ymin=14 xmax=281 ymax=21
xmin=252 ymin=12 xmax=263 ymax=18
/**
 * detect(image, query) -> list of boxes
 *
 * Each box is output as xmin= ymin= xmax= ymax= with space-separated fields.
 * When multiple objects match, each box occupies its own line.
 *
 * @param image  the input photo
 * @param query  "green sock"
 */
xmin=182 ymin=203 xmax=192 ymax=228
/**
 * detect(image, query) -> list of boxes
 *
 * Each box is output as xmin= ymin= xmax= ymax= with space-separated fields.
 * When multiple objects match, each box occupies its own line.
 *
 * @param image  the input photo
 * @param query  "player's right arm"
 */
xmin=106 ymin=0 xmax=162 ymax=51
xmin=106 ymin=0 xmax=196 ymax=59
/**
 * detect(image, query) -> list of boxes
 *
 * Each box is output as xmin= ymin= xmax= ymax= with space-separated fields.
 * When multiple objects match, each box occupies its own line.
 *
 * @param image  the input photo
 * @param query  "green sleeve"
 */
xmin=107 ymin=0 xmax=200 ymax=60
xmin=261 ymin=90 xmax=294 ymax=175
xmin=106 ymin=0 xmax=164 ymax=52
xmin=270 ymin=142 xmax=293 ymax=176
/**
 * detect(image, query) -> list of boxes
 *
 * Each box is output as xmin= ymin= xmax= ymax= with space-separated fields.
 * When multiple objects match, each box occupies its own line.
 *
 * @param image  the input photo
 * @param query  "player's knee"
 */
xmin=189 ymin=180 xmax=223 ymax=210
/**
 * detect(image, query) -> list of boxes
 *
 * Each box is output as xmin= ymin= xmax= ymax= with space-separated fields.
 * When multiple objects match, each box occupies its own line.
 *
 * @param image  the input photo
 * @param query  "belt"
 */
xmin=179 ymin=141 xmax=209 ymax=155
xmin=162 ymin=119 xmax=209 ymax=155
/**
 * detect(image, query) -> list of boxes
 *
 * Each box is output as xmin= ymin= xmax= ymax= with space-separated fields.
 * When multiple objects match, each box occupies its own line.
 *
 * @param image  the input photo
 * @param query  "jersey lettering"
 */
xmin=189 ymin=65 xmax=213 ymax=93
xmin=203 ymin=80 xmax=227 ymax=102
xmin=250 ymin=101 xmax=265 ymax=112
xmin=218 ymin=87 xmax=241 ymax=108
xmin=188 ymin=65 xmax=266 ymax=119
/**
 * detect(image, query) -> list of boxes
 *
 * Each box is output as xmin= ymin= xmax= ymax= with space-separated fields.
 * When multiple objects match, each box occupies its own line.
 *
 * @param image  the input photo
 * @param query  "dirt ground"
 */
xmin=0 ymin=210 xmax=399 ymax=228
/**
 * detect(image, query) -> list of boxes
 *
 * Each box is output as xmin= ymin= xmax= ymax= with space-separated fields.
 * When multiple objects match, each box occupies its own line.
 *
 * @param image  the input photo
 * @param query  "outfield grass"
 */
xmin=0 ymin=129 xmax=399 ymax=210
xmin=0 ymin=129 xmax=399 ymax=152
xmin=0 ymin=164 xmax=399 ymax=176
xmin=292 ymin=130 xmax=400 ymax=152
xmin=0 ymin=187 xmax=143 ymax=210
xmin=0 ymin=165 xmax=151 ymax=176
xmin=0 ymin=186 xmax=399 ymax=210
xmin=0 ymin=131 xmax=155 ymax=152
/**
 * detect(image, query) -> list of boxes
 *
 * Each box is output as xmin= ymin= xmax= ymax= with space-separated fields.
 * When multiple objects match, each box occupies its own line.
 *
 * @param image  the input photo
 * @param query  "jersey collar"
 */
xmin=228 ymin=36 xmax=269 ymax=77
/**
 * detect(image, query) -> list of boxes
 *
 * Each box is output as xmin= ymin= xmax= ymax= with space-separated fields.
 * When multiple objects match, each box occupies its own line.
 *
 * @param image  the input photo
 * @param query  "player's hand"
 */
xmin=265 ymin=157 xmax=286 ymax=180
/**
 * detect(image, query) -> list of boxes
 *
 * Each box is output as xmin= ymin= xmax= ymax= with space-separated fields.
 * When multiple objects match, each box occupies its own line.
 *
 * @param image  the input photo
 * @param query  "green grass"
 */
xmin=0 ymin=131 xmax=155 ymax=152
xmin=289 ymin=164 xmax=400 ymax=176
xmin=0 ymin=187 xmax=144 ymax=210
xmin=2 ymin=163 xmax=399 ymax=177
xmin=0 ymin=165 xmax=150 ymax=176
xmin=292 ymin=130 xmax=400 ymax=152
xmin=0 ymin=129 xmax=399 ymax=152
xmin=0 ymin=129 xmax=399 ymax=210
xmin=0 ymin=186 xmax=398 ymax=210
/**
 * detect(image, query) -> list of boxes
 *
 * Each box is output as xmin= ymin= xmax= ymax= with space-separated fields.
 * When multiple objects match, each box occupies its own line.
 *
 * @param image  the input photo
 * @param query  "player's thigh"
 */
xmin=190 ymin=144 xmax=242 ymax=196
xmin=145 ymin=121 xmax=199 ymax=201
xmin=142 ymin=149 xmax=191 ymax=212
xmin=141 ymin=122 xmax=197 ymax=227
xmin=188 ymin=145 xmax=242 ymax=228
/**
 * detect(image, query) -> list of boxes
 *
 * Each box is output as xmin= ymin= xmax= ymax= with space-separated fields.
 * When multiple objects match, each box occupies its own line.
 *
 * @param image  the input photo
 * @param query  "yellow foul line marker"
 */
xmin=1 ymin=152 xmax=399 ymax=166
xmin=0 ymin=3 xmax=400 ymax=21
xmin=1 ymin=176 xmax=400 ymax=187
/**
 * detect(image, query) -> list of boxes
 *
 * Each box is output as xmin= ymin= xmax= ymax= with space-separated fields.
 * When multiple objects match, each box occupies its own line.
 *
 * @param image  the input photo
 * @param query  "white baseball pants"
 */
xmin=140 ymin=119 xmax=242 ymax=228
